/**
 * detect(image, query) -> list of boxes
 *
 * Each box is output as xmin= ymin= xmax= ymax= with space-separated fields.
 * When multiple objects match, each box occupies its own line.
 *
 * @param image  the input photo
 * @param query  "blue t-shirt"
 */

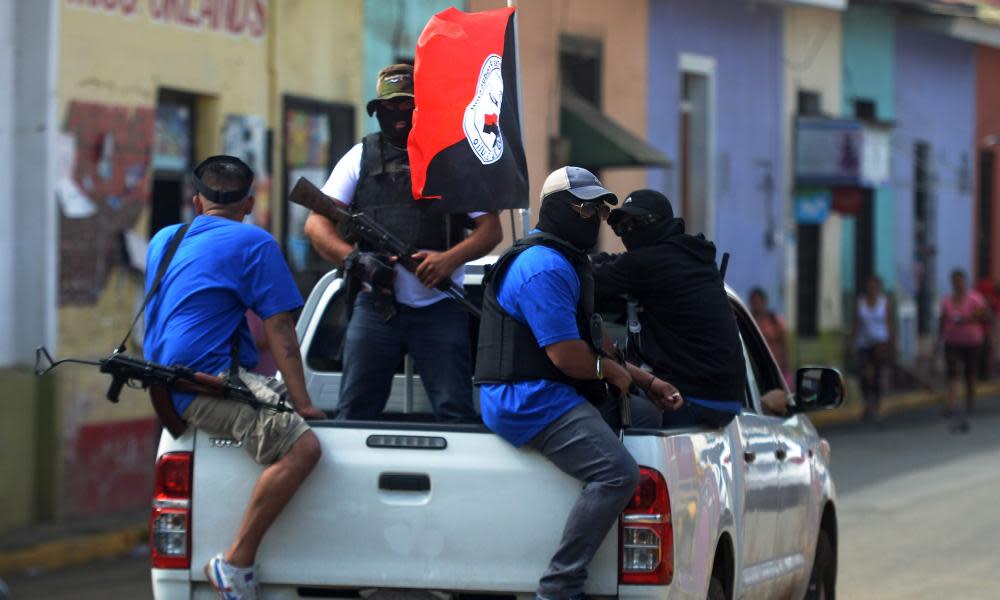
xmin=479 ymin=244 xmax=587 ymax=447
xmin=143 ymin=216 xmax=304 ymax=414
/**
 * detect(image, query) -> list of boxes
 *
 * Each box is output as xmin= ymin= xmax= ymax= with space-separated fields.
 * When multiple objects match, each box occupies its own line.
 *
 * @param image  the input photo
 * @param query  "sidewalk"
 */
xmin=0 ymin=511 xmax=146 ymax=576
xmin=3 ymin=378 xmax=999 ymax=576
xmin=808 ymin=377 xmax=1000 ymax=428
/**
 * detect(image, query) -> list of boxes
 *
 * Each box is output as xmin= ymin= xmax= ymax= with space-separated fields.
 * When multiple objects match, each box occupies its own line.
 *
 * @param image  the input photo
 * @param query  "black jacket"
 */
xmin=593 ymin=220 xmax=745 ymax=403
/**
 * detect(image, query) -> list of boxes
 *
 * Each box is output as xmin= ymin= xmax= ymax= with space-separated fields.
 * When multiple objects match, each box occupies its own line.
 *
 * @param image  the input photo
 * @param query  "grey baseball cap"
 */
xmin=540 ymin=166 xmax=618 ymax=205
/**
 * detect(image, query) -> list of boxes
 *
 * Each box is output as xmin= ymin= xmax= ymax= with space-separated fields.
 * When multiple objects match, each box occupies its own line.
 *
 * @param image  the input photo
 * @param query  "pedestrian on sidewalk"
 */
xmin=850 ymin=275 xmax=895 ymax=423
xmin=939 ymin=269 xmax=990 ymax=433
xmin=750 ymin=288 xmax=792 ymax=388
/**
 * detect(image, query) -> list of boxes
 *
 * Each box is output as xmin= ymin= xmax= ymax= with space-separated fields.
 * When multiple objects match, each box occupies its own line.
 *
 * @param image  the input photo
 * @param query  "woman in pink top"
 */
xmin=939 ymin=269 xmax=989 ymax=432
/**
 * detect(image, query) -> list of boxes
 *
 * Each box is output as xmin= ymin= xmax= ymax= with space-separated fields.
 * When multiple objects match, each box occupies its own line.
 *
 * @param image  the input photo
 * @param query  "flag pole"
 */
xmin=508 ymin=0 xmax=531 ymax=239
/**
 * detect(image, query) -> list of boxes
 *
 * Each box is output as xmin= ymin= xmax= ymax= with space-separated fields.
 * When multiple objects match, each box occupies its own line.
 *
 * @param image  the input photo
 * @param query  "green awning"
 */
xmin=559 ymin=88 xmax=672 ymax=170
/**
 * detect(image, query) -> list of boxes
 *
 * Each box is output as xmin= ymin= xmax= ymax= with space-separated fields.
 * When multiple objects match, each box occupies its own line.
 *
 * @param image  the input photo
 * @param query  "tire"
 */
xmin=707 ymin=575 xmax=726 ymax=600
xmin=805 ymin=530 xmax=836 ymax=600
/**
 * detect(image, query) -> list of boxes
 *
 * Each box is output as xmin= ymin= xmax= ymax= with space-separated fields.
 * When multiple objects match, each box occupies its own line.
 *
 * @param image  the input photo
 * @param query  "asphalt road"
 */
xmin=4 ymin=399 xmax=999 ymax=599
xmin=825 ymin=399 xmax=1000 ymax=599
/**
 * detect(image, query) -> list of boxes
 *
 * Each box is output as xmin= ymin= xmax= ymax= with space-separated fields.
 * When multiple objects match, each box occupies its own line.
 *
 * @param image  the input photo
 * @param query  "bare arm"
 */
xmin=263 ymin=311 xmax=324 ymax=419
xmin=413 ymin=212 xmax=504 ymax=287
xmin=544 ymin=339 xmax=632 ymax=398
xmin=304 ymin=211 xmax=354 ymax=268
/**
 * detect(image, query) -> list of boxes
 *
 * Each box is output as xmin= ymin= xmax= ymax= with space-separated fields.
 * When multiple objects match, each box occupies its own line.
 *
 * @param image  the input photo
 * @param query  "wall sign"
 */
xmin=795 ymin=117 xmax=891 ymax=187
xmin=66 ymin=0 xmax=268 ymax=39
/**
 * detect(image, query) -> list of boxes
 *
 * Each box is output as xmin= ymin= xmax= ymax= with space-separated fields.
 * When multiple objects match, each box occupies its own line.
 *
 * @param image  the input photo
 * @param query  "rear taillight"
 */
xmin=620 ymin=467 xmax=673 ymax=585
xmin=150 ymin=452 xmax=192 ymax=569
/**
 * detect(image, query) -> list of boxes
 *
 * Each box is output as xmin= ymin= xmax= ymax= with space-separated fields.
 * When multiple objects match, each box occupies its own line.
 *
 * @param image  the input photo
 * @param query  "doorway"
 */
xmin=978 ymin=149 xmax=995 ymax=280
xmin=914 ymin=142 xmax=935 ymax=335
xmin=679 ymin=54 xmax=715 ymax=239
xmin=149 ymin=89 xmax=197 ymax=239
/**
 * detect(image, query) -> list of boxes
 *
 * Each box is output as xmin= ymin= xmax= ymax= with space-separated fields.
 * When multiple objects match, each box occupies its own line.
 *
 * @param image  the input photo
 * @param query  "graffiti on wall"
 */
xmin=63 ymin=418 xmax=158 ymax=517
xmin=65 ymin=0 xmax=268 ymax=39
xmin=59 ymin=100 xmax=154 ymax=305
xmin=222 ymin=114 xmax=272 ymax=229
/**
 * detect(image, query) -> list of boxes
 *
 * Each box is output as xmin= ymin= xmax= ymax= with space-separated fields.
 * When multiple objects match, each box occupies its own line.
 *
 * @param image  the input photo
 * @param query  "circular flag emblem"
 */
xmin=463 ymin=54 xmax=504 ymax=165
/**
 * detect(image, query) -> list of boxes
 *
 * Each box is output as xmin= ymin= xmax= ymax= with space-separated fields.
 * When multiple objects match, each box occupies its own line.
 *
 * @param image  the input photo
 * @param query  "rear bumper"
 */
xmin=151 ymin=568 xmax=191 ymax=600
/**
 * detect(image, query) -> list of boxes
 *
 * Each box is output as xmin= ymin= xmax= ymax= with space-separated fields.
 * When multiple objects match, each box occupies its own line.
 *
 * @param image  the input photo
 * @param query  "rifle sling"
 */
xmin=117 ymin=223 xmax=191 ymax=354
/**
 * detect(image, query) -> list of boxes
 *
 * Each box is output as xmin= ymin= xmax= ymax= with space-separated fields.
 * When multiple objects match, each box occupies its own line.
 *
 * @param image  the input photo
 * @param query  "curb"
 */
xmin=0 ymin=523 xmax=146 ymax=576
xmin=809 ymin=380 xmax=1000 ymax=428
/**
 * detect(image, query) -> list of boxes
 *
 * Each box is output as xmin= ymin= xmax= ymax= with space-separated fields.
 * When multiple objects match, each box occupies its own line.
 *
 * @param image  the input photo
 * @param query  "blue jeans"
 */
xmin=527 ymin=402 xmax=640 ymax=599
xmin=337 ymin=292 xmax=476 ymax=422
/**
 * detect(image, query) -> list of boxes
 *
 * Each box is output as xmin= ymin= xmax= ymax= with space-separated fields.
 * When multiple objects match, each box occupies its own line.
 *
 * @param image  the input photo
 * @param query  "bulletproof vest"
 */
xmin=474 ymin=232 xmax=599 ymax=386
xmin=353 ymin=133 xmax=465 ymax=251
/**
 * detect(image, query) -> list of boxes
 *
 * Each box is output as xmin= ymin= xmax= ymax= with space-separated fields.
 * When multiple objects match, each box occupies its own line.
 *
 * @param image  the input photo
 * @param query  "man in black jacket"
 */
xmin=594 ymin=189 xmax=746 ymax=428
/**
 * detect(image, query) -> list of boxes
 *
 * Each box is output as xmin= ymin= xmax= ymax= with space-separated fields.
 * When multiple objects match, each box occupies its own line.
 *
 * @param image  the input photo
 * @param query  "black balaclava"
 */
xmin=376 ymin=104 xmax=413 ymax=146
xmin=618 ymin=190 xmax=681 ymax=251
xmin=621 ymin=217 xmax=681 ymax=251
xmin=537 ymin=192 xmax=603 ymax=252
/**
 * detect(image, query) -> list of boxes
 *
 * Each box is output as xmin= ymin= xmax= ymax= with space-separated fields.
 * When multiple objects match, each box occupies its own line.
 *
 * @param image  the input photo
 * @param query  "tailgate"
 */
xmin=190 ymin=423 xmax=619 ymax=594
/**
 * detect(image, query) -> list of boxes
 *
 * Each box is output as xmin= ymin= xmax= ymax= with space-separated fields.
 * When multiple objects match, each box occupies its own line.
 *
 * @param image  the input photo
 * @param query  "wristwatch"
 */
xmin=596 ymin=355 xmax=604 ymax=380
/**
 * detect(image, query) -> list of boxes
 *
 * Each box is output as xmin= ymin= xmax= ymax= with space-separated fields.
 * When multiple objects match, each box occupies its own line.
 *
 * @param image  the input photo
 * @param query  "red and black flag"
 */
xmin=408 ymin=6 xmax=528 ymax=213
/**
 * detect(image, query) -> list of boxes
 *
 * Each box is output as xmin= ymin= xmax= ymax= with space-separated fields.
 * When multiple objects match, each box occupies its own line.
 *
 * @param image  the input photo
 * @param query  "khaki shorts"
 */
xmin=182 ymin=369 xmax=310 ymax=466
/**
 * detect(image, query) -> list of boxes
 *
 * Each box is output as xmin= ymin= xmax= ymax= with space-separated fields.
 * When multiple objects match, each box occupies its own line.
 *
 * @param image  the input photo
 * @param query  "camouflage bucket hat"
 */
xmin=366 ymin=64 xmax=415 ymax=116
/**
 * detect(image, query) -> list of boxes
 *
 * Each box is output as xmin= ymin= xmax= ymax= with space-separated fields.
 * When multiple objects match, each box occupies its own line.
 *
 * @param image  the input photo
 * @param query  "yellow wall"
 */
xmin=271 ymin=0 xmax=364 ymax=223
xmin=55 ymin=0 xmax=363 ymax=426
xmin=783 ymin=6 xmax=844 ymax=331
xmin=470 ymin=0 xmax=649 ymax=250
xmin=49 ymin=0 xmax=363 ymax=520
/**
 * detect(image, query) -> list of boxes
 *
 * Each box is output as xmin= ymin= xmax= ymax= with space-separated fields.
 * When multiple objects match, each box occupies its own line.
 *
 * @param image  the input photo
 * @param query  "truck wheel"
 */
xmin=805 ymin=530 xmax=835 ymax=600
xmin=707 ymin=576 xmax=726 ymax=600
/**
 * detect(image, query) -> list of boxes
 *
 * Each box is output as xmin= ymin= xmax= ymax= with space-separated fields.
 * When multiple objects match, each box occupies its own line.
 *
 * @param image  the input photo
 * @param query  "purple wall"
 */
xmin=893 ymin=25 xmax=975 ymax=298
xmin=647 ymin=0 xmax=785 ymax=306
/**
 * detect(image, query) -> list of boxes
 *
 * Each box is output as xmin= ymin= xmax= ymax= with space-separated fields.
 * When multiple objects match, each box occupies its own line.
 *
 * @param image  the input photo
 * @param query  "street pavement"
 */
xmin=4 ymin=397 xmax=999 ymax=599
xmin=826 ymin=398 xmax=1000 ymax=599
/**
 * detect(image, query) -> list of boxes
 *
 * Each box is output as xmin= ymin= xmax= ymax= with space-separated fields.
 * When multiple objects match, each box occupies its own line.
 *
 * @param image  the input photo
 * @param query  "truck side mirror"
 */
xmin=792 ymin=367 xmax=845 ymax=413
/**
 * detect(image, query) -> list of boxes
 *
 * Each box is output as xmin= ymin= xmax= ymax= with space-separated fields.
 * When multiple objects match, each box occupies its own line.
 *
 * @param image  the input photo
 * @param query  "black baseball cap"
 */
xmin=540 ymin=166 xmax=619 ymax=205
xmin=608 ymin=189 xmax=674 ymax=226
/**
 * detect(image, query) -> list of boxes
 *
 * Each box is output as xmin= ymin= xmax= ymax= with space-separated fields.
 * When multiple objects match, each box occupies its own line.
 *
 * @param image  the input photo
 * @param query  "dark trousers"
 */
xmin=526 ymin=402 xmax=640 ymax=599
xmin=337 ymin=292 xmax=476 ymax=422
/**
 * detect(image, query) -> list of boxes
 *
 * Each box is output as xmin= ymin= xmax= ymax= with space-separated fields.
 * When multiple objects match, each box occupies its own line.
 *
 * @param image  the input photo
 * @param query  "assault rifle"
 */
xmin=288 ymin=177 xmax=481 ymax=318
xmin=34 ymin=347 xmax=293 ymax=438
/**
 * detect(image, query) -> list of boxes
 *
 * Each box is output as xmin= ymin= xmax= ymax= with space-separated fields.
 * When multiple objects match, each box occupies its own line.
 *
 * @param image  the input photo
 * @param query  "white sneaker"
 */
xmin=204 ymin=553 xmax=259 ymax=600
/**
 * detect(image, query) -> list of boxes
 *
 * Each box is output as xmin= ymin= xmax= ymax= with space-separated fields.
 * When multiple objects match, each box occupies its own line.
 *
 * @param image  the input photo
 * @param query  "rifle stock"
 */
xmin=288 ymin=177 xmax=352 ymax=225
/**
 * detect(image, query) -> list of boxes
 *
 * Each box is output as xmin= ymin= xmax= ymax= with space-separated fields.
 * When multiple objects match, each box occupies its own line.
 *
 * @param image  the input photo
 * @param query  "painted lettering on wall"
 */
xmin=66 ymin=0 xmax=268 ymax=39
xmin=60 ymin=100 xmax=154 ymax=305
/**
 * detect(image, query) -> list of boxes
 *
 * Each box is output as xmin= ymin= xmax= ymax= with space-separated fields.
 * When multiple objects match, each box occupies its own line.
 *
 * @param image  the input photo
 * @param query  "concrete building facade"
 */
xmin=784 ymin=3 xmax=845 ymax=333
xmin=893 ymin=23 xmax=977 ymax=344
xmin=1 ymin=0 xmax=367 ymax=533
xmin=975 ymin=44 xmax=1000 ymax=283
xmin=646 ymin=0 xmax=786 ymax=302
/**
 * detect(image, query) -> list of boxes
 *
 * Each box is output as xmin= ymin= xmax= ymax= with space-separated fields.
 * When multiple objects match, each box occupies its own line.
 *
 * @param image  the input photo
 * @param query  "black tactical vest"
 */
xmin=353 ymin=133 xmax=465 ymax=251
xmin=474 ymin=232 xmax=600 ymax=386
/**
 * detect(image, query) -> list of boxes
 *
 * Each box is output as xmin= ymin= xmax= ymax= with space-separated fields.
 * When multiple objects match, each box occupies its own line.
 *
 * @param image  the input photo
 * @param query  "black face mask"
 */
xmin=621 ymin=218 xmax=682 ymax=251
xmin=537 ymin=195 xmax=603 ymax=252
xmin=377 ymin=105 xmax=413 ymax=145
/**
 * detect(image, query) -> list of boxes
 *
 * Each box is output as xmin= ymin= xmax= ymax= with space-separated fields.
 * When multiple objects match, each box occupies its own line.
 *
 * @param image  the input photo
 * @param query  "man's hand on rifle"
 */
xmin=412 ymin=250 xmax=460 ymax=289
xmin=345 ymin=250 xmax=395 ymax=294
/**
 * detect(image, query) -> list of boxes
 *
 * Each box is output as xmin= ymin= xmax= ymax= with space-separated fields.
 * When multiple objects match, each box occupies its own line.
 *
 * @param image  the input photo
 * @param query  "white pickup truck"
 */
xmin=149 ymin=264 xmax=844 ymax=600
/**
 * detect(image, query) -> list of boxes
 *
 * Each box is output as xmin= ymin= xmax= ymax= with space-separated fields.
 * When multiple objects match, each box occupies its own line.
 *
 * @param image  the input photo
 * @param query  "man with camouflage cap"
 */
xmin=305 ymin=64 xmax=502 ymax=422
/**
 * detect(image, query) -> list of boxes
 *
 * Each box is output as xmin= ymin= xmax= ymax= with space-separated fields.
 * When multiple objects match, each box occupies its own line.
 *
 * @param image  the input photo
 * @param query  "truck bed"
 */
xmin=187 ymin=421 xmax=623 ymax=596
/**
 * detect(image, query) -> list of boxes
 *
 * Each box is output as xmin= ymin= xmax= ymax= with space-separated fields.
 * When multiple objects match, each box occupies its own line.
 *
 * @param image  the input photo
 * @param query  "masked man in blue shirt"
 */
xmin=144 ymin=155 xmax=324 ymax=600
xmin=475 ymin=167 xmax=681 ymax=600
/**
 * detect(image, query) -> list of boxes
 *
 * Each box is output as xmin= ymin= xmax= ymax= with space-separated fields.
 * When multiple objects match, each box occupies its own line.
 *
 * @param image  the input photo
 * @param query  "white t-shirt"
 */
xmin=321 ymin=142 xmax=486 ymax=308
